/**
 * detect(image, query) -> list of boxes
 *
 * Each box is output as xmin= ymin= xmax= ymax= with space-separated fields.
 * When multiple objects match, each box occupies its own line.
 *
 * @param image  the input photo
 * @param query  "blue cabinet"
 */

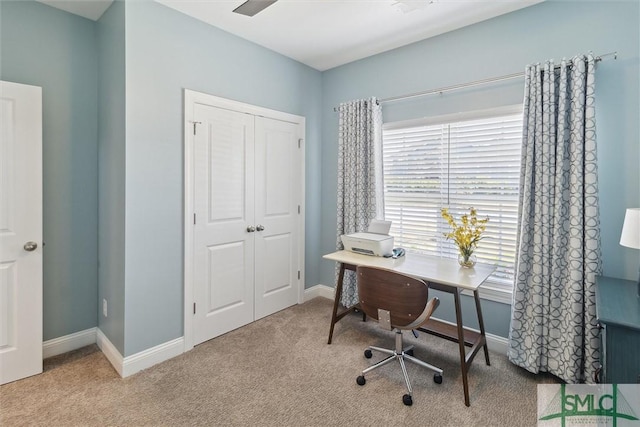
xmin=595 ymin=276 xmax=640 ymax=384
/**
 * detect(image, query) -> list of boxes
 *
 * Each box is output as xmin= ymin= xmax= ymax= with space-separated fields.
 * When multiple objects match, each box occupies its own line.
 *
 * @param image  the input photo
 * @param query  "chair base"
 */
xmin=358 ymin=330 xmax=443 ymax=405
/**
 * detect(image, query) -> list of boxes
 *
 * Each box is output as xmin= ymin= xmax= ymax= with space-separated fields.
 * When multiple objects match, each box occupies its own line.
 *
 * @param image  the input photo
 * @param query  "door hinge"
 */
xmin=298 ymin=138 xmax=303 ymax=148
xmin=193 ymin=213 xmax=196 ymax=225
xmin=193 ymin=302 xmax=196 ymax=314
xmin=297 ymin=270 xmax=300 ymax=280
xmin=191 ymin=121 xmax=201 ymax=135
xmin=298 ymin=205 xmax=301 ymax=214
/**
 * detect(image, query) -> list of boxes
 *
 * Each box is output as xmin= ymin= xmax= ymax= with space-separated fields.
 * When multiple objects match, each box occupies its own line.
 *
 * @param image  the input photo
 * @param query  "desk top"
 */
xmin=596 ymin=275 xmax=640 ymax=330
xmin=323 ymin=250 xmax=496 ymax=291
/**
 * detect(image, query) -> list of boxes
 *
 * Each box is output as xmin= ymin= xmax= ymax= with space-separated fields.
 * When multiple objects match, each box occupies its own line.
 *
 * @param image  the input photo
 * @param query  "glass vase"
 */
xmin=458 ymin=253 xmax=476 ymax=268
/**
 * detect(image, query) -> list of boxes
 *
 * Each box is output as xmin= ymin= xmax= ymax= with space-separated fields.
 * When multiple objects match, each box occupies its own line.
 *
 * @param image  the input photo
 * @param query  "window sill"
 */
xmin=461 ymin=280 xmax=513 ymax=305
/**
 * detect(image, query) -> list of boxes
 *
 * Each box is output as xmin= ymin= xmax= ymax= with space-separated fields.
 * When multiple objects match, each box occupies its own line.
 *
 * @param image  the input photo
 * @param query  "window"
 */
xmin=382 ymin=106 xmax=523 ymax=294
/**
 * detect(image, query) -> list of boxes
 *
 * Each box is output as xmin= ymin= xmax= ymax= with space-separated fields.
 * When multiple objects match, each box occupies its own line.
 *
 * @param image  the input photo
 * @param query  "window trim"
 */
xmin=382 ymin=104 xmax=523 ymax=304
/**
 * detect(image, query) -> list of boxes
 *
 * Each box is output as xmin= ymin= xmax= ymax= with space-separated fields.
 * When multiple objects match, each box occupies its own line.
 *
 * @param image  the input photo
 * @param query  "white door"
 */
xmin=192 ymin=104 xmax=255 ymax=345
xmin=0 ymin=81 xmax=43 ymax=384
xmin=254 ymin=117 xmax=301 ymax=320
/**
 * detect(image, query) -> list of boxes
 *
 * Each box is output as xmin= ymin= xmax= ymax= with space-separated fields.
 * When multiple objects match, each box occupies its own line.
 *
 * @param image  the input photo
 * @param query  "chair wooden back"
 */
xmin=356 ymin=265 xmax=439 ymax=330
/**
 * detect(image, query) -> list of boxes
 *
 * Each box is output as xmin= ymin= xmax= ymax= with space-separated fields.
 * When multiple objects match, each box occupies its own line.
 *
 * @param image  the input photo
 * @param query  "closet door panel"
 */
xmin=193 ymin=104 xmax=255 ymax=345
xmin=254 ymin=116 xmax=301 ymax=319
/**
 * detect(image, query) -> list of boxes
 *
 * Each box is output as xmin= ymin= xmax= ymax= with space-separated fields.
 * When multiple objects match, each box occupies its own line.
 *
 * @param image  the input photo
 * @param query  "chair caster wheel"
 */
xmin=356 ymin=375 xmax=366 ymax=386
xmin=402 ymin=394 xmax=413 ymax=406
xmin=434 ymin=373 xmax=443 ymax=384
xmin=364 ymin=349 xmax=372 ymax=359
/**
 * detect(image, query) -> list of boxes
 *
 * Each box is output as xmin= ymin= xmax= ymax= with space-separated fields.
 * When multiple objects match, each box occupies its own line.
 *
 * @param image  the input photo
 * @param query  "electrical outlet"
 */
xmin=103 ymin=298 xmax=108 ymax=317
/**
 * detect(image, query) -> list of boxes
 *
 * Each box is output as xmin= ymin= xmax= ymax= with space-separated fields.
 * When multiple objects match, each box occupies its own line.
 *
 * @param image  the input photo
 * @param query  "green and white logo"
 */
xmin=538 ymin=384 xmax=640 ymax=427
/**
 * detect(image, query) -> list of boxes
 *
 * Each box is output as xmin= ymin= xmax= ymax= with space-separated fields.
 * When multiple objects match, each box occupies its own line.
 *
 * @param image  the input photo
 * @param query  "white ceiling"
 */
xmin=37 ymin=0 xmax=543 ymax=71
xmin=37 ymin=0 xmax=113 ymax=20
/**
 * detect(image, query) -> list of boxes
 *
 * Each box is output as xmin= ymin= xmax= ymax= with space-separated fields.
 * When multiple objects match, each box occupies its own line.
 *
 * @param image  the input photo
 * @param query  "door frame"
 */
xmin=183 ymin=89 xmax=305 ymax=351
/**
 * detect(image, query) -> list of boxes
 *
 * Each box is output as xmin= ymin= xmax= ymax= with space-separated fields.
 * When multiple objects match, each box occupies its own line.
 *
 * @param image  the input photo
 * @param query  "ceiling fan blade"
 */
xmin=233 ymin=0 xmax=278 ymax=17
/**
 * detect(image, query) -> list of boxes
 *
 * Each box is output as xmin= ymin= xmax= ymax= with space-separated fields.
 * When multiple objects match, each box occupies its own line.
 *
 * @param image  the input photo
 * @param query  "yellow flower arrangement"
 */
xmin=441 ymin=207 xmax=489 ymax=265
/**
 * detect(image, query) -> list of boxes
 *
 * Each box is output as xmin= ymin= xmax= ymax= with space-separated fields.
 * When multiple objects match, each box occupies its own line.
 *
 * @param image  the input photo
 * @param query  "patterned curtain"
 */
xmin=508 ymin=54 xmax=602 ymax=384
xmin=335 ymin=97 xmax=383 ymax=308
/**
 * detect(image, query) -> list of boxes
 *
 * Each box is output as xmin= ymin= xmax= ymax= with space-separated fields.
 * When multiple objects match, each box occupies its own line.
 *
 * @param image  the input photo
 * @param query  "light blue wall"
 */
xmin=320 ymin=1 xmax=640 ymax=337
xmin=122 ymin=1 xmax=323 ymax=356
xmin=0 ymin=1 xmax=99 ymax=341
xmin=97 ymin=0 xmax=126 ymax=354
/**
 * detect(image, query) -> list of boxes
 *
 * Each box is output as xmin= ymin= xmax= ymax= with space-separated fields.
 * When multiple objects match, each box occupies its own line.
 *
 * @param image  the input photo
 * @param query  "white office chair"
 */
xmin=355 ymin=265 xmax=443 ymax=406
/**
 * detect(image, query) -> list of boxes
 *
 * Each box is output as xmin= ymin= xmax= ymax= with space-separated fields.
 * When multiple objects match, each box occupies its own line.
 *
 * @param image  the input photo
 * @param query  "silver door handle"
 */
xmin=256 ymin=225 xmax=265 ymax=232
xmin=247 ymin=226 xmax=256 ymax=233
xmin=24 ymin=241 xmax=38 ymax=252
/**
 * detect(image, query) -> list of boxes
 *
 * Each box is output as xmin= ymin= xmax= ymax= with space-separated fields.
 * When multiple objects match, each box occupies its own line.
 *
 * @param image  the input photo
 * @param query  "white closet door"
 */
xmin=253 ymin=116 xmax=301 ymax=320
xmin=0 ymin=81 xmax=43 ymax=384
xmin=192 ymin=104 xmax=255 ymax=345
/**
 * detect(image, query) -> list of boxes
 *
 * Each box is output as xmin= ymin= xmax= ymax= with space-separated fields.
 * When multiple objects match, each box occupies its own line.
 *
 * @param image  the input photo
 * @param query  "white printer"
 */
xmin=340 ymin=220 xmax=394 ymax=257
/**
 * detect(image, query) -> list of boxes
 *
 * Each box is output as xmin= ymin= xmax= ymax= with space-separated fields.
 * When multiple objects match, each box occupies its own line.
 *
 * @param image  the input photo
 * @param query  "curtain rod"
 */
xmin=333 ymin=51 xmax=617 ymax=111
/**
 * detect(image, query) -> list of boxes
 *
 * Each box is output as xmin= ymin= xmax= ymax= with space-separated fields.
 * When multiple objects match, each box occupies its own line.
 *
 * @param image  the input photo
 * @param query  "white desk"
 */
xmin=323 ymin=250 xmax=496 ymax=406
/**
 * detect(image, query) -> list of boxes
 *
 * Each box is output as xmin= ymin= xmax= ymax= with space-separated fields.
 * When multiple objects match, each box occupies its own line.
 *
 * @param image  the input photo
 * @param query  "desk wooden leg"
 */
xmin=454 ymin=289 xmax=471 ymax=407
xmin=327 ymin=263 xmax=346 ymax=345
xmin=474 ymin=289 xmax=491 ymax=366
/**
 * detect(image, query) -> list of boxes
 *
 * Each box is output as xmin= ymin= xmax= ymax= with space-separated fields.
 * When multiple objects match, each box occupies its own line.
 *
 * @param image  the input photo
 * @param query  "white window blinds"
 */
xmin=382 ymin=107 xmax=523 ymax=289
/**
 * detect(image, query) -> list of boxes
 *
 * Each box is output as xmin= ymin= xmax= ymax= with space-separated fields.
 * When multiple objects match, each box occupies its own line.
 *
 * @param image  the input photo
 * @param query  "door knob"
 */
xmin=23 ymin=241 xmax=38 ymax=252
xmin=247 ymin=226 xmax=256 ymax=233
xmin=256 ymin=225 xmax=265 ymax=232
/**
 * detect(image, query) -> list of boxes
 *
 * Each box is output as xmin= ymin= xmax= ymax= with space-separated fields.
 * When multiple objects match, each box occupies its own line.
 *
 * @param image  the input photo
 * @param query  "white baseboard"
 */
xmin=96 ymin=328 xmax=124 ymax=377
xmin=43 ymin=327 xmax=97 ymax=359
xmin=96 ymin=329 xmax=185 ymax=378
xmin=304 ymin=284 xmax=335 ymax=301
xmin=485 ymin=332 xmax=509 ymax=355
xmin=122 ymin=337 xmax=184 ymax=378
xmin=305 ymin=284 xmax=510 ymax=355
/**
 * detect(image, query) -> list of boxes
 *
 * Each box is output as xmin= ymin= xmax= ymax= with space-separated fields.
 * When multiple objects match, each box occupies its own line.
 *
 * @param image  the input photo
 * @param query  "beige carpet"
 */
xmin=0 ymin=297 xmax=557 ymax=426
